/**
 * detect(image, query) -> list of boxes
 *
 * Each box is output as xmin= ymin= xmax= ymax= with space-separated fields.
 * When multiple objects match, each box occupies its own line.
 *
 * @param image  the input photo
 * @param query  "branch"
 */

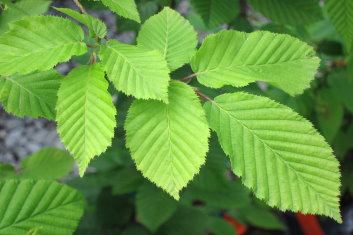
xmin=73 ymin=0 xmax=88 ymax=15
xmin=180 ymin=73 xmax=197 ymax=82
xmin=196 ymin=91 xmax=213 ymax=102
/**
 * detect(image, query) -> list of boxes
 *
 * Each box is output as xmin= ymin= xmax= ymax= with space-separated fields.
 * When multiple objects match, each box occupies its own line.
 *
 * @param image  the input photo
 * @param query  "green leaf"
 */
xmin=0 ymin=70 xmax=62 ymax=119
xmin=156 ymin=206 xmax=208 ymax=235
xmin=137 ymin=7 xmax=198 ymax=71
xmin=0 ymin=164 xmax=16 ymax=180
xmin=316 ymin=89 xmax=343 ymax=143
xmin=99 ymin=40 xmax=170 ymax=102
xmin=136 ymin=183 xmax=178 ymax=232
xmin=187 ymin=139 xmax=250 ymax=208
xmin=125 ymin=81 xmax=210 ymax=199
xmin=100 ymin=0 xmax=140 ymax=23
xmin=204 ymin=92 xmax=341 ymax=222
xmin=325 ymin=0 xmax=353 ymax=51
xmin=54 ymin=7 xmax=107 ymax=39
xmin=240 ymin=206 xmax=286 ymax=230
xmin=248 ymin=0 xmax=323 ymax=26
xmin=189 ymin=0 xmax=239 ymax=29
xmin=0 ymin=16 xmax=87 ymax=76
xmin=56 ymin=64 xmax=117 ymax=176
xmin=208 ymin=217 xmax=236 ymax=235
xmin=0 ymin=178 xmax=85 ymax=234
xmin=111 ymin=165 xmax=144 ymax=195
xmin=21 ymin=147 xmax=74 ymax=180
xmin=327 ymin=71 xmax=353 ymax=114
xmin=191 ymin=30 xmax=320 ymax=96
xmin=0 ymin=0 xmax=51 ymax=34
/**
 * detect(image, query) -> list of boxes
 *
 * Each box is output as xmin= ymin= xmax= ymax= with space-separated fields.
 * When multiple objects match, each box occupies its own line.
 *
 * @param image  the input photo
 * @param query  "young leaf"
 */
xmin=248 ymin=0 xmax=323 ymax=26
xmin=54 ymin=7 xmax=107 ymax=39
xmin=56 ymin=64 xmax=116 ymax=176
xmin=189 ymin=0 xmax=239 ymax=29
xmin=325 ymin=0 xmax=353 ymax=51
xmin=191 ymin=30 xmax=320 ymax=96
xmin=0 ymin=0 xmax=51 ymax=34
xmin=0 ymin=16 xmax=87 ymax=76
xmin=99 ymin=0 xmax=140 ymax=23
xmin=137 ymin=7 xmax=198 ymax=71
xmin=136 ymin=183 xmax=178 ymax=232
xmin=125 ymin=81 xmax=210 ymax=199
xmin=204 ymin=92 xmax=341 ymax=222
xmin=21 ymin=148 xmax=74 ymax=180
xmin=0 ymin=70 xmax=63 ymax=119
xmin=99 ymin=40 xmax=170 ymax=102
xmin=0 ymin=179 xmax=85 ymax=234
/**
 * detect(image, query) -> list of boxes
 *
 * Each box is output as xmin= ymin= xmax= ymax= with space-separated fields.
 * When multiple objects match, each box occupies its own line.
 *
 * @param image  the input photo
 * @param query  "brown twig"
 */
xmin=73 ymin=0 xmax=88 ymax=15
xmin=180 ymin=73 xmax=197 ymax=82
xmin=86 ymin=43 xmax=98 ymax=48
xmin=196 ymin=91 xmax=213 ymax=102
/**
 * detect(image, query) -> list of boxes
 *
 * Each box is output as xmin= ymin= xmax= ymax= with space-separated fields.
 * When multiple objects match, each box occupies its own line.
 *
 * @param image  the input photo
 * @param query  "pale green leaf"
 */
xmin=21 ymin=147 xmax=74 ymax=180
xmin=100 ymin=0 xmax=140 ymax=23
xmin=0 ymin=178 xmax=85 ymax=235
xmin=0 ymin=0 xmax=51 ymax=34
xmin=191 ymin=30 xmax=320 ymax=96
xmin=204 ymin=92 xmax=341 ymax=222
xmin=136 ymin=183 xmax=178 ymax=232
xmin=54 ymin=7 xmax=107 ymax=39
xmin=99 ymin=40 xmax=170 ymax=102
xmin=125 ymin=81 xmax=210 ymax=199
xmin=0 ymin=16 xmax=87 ymax=76
xmin=325 ymin=0 xmax=353 ymax=51
xmin=248 ymin=0 xmax=323 ymax=26
xmin=0 ymin=70 xmax=62 ymax=119
xmin=137 ymin=7 xmax=198 ymax=71
xmin=189 ymin=0 xmax=239 ymax=29
xmin=56 ymin=64 xmax=117 ymax=176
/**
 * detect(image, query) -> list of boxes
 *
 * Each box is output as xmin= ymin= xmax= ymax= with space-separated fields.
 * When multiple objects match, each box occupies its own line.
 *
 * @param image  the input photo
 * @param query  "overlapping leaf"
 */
xmin=100 ymin=0 xmax=140 ymax=22
xmin=99 ymin=40 xmax=170 ymax=102
xmin=189 ymin=0 xmax=239 ymax=29
xmin=0 ymin=0 xmax=51 ymax=34
xmin=0 ymin=179 xmax=84 ymax=234
xmin=136 ymin=183 xmax=178 ymax=232
xmin=191 ymin=30 xmax=320 ymax=96
xmin=55 ymin=7 xmax=107 ymax=38
xmin=125 ymin=81 xmax=210 ymax=199
xmin=325 ymin=0 xmax=353 ymax=51
xmin=204 ymin=92 xmax=341 ymax=222
xmin=248 ymin=0 xmax=323 ymax=26
xmin=137 ymin=7 xmax=198 ymax=71
xmin=0 ymin=70 xmax=62 ymax=119
xmin=21 ymin=148 xmax=74 ymax=180
xmin=56 ymin=64 xmax=116 ymax=176
xmin=0 ymin=16 xmax=87 ymax=76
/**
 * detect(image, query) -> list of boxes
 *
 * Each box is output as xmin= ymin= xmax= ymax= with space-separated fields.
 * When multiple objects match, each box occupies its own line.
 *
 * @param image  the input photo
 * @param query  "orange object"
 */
xmin=295 ymin=213 xmax=325 ymax=235
xmin=223 ymin=214 xmax=248 ymax=235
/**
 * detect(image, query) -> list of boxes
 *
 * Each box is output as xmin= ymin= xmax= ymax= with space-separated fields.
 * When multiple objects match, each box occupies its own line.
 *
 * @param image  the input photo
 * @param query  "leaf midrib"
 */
xmin=211 ymin=100 xmax=338 ymax=215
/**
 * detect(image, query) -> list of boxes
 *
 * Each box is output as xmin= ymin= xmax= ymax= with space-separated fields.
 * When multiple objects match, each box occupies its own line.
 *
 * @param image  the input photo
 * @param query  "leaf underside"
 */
xmin=56 ymin=64 xmax=117 ymax=176
xmin=0 ymin=16 xmax=87 ymax=76
xmin=204 ymin=92 xmax=341 ymax=222
xmin=191 ymin=30 xmax=320 ymax=96
xmin=0 ymin=179 xmax=84 ymax=235
xmin=125 ymin=81 xmax=210 ymax=199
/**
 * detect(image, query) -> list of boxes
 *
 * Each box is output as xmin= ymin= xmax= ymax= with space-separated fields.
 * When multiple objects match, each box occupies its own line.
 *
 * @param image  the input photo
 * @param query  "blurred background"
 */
xmin=1 ymin=0 xmax=353 ymax=234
